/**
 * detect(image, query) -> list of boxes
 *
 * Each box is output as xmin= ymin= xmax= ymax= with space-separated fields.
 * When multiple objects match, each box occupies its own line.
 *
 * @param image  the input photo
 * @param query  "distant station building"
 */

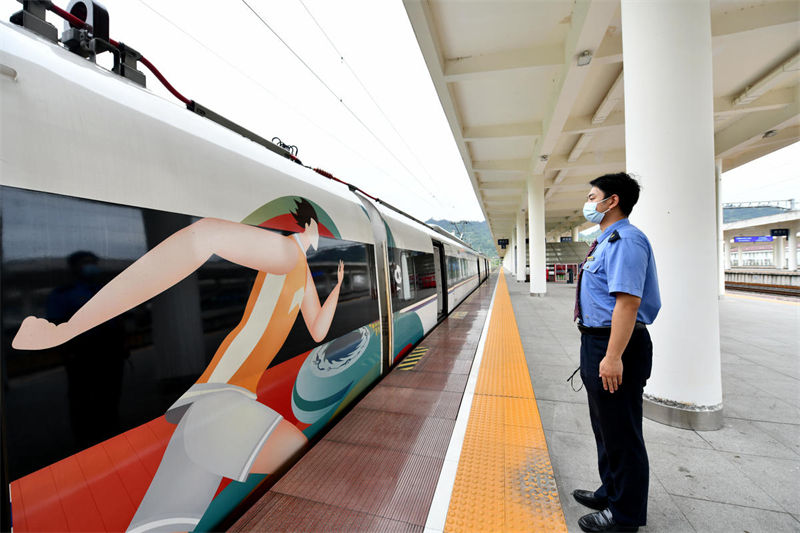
xmin=722 ymin=200 xmax=799 ymax=269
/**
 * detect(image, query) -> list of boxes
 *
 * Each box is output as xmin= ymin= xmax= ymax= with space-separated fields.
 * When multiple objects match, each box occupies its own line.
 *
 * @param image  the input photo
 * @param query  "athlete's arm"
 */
xmin=13 ymin=218 xmax=298 ymax=350
xmin=301 ymin=260 xmax=344 ymax=342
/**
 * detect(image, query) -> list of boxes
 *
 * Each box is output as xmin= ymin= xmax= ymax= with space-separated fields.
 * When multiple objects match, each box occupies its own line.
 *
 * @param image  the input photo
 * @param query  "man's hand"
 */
xmin=599 ymin=356 xmax=623 ymax=393
xmin=602 ymin=292 xmax=641 ymax=393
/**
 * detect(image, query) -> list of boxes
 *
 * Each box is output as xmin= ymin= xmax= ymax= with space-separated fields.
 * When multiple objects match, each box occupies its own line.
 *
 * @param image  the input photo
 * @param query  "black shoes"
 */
xmin=572 ymin=489 xmax=608 ymax=511
xmin=577 ymin=509 xmax=639 ymax=532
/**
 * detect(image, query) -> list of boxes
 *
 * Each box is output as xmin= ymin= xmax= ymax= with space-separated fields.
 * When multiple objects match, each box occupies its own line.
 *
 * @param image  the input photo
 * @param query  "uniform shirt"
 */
xmin=579 ymin=218 xmax=660 ymax=327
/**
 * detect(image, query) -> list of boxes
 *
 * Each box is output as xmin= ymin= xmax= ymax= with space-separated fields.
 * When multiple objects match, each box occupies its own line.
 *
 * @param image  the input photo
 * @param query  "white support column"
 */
xmin=789 ymin=225 xmax=798 ymax=271
xmin=724 ymin=239 xmax=731 ymax=269
xmin=516 ymin=209 xmax=526 ymax=282
xmin=736 ymin=245 xmax=742 ymax=267
xmin=528 ymin=175 xmax=546 ymax=296
xmin=773 ymin=237 xmax=781 ymax=268
xmin=572 ymin=226 xmax=580 ymax=242
xmin=508 ymin=229 xmax=517 ymax=274
xmin=777 ymin=236 xmax=786 ymax=269
xmin=715 ymin=159 xmax=725 ymax=297
xmin=621 ymin=0 xmax=722 ymax=429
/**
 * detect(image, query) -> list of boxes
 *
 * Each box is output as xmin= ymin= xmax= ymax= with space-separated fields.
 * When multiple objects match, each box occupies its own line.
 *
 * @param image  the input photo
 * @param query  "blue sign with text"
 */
xmin=733 ymin=236 xmax=773 ymax=243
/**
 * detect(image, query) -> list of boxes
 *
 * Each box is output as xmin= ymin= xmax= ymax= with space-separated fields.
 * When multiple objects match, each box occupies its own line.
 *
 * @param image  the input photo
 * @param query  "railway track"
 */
xmin=725 ymin=281 xmax=800 ymax=298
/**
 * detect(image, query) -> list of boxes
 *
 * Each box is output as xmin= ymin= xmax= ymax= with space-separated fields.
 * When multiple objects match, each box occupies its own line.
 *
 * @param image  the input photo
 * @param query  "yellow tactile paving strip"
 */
xmin=445 ymin=272 xmax=567 ymax=533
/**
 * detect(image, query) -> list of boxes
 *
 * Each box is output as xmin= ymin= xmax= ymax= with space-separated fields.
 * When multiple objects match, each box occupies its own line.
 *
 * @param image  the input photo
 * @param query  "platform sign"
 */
xmin=734 ymin=236 xmax=773 ymax=243
xmin=560 ymin=237 xmax=572 ymax=242
xmin=770 ymin=228 xmax=790 ymax=238
xmin=497 ymin=239 xmax=509 ymax=246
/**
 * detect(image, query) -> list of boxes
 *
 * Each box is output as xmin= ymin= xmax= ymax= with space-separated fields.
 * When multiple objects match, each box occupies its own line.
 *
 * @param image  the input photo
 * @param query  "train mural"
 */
xmin=0 ymin=6 xmax=488 ymax=532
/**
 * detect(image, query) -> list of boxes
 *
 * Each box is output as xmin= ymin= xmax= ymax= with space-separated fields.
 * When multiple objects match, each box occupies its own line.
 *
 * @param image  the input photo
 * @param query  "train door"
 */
xmin=477 ymin=257 xmax=481 ymax=282
xmin=432 ymin=240 xmax=447 ymax=319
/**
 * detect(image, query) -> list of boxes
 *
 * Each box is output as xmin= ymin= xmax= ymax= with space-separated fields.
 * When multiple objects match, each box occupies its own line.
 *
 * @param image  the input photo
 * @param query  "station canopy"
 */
xmin=403 ymin=0 xmax=799 ymax=256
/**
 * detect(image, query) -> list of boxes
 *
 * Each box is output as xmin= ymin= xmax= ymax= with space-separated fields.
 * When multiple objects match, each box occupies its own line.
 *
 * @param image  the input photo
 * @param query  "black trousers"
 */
xmin=580 ymin=328 xmax=652 ymax=526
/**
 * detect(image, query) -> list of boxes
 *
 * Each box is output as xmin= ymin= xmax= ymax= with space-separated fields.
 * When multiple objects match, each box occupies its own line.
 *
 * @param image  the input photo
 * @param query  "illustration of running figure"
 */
xmin=13 ymin=199 xmax=345 ymax=533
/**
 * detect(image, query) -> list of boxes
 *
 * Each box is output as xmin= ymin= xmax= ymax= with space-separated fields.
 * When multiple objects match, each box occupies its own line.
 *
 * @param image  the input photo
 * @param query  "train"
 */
xmin=0 ymin=2 xmax=489 ymax=531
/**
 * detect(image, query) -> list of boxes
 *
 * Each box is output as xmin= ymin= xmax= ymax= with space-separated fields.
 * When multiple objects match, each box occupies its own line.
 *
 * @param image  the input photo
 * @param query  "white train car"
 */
xmin=0 ymin=3 xmax=488 ymax=531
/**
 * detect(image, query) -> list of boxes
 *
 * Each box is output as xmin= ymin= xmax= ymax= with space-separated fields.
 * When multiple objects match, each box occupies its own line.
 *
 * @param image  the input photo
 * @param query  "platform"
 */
xmin=506 ymin=276 xmax=800 ymax=532
xmin=230 ymin=274 xmax=498 ymax=531
xmin=229 ymin=271 xmax=799 ymax=532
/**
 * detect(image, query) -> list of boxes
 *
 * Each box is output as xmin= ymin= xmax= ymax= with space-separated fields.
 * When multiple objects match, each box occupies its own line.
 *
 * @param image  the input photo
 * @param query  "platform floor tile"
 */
xmin=229 ymin=276 xmax=495 ymax=532
xmin=444 ymin=272 xmax=567 ymax=533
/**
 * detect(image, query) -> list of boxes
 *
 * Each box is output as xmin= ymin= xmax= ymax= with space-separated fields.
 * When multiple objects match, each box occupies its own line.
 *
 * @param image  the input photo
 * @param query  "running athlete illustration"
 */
xmin=13 ymin=198 xmax=345 ymax=533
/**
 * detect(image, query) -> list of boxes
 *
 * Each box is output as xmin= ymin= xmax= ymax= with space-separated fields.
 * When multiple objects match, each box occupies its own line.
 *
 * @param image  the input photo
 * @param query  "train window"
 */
xmin=0 ymin=186 xmax=379 ymax=481
xmin=444 ymin=254 xmax=480 ymax=287
xmin=388 ymin=248 xmax=436 ymax=309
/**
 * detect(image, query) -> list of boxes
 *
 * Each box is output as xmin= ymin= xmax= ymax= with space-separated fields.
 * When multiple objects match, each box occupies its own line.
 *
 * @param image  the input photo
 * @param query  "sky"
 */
xmin=42 ymin=0 xmax=484 ymax=222
xmin=721 ymin=142 xmax=799 ymax=205
xmin=24 ymin=1 xmax=799 ymax=223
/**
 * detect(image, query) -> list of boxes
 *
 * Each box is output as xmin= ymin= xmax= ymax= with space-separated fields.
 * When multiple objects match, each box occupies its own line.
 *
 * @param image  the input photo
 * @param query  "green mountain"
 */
xmin=426 ymin=219 xmax=499 ymax=260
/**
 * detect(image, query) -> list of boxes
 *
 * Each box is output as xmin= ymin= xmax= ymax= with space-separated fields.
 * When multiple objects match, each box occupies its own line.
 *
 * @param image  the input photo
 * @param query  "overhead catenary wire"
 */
xmin=134 ymin=0 xmax=441 ymax=214
xmin=296 ymin=0 xmax=458 ymax=215
xmin=239 ymin=0 xmax=450 ymax=213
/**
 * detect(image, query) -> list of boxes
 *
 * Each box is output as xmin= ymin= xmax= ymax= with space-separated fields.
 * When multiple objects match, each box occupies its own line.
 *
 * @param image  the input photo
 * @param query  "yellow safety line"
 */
xmin=445 ymin=272 xmax=567 ymax=533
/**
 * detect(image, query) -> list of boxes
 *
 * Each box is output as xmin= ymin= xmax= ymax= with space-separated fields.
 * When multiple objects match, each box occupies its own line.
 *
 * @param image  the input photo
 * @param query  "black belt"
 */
xmin=577 ymin=321 xmax=647 ymax=336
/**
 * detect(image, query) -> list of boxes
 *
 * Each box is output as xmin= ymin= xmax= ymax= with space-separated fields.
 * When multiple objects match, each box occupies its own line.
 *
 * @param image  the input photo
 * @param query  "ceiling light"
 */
xmin=763 ymin=130 xmax=778 ymax=138
xmin=577 ymin=50 xmax=593 ymax=67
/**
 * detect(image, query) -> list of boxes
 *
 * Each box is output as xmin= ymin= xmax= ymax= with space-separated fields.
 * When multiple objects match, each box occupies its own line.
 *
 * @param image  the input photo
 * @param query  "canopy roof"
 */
xmin=403 ymin=0 xmax=799 ymax=256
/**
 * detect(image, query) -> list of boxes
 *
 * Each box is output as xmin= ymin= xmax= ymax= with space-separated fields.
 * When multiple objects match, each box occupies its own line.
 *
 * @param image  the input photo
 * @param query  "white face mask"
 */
xmin=582 ymin=196 xmax=613 ymax=224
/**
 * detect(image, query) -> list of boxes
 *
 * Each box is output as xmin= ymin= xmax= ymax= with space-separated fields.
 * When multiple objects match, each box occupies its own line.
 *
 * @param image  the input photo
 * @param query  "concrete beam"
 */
xmin=479 ymin=179 xmax=527 ymax=189
xmin=485 ymin=194 xmax=527 ymax=204
xmin=542 ymin=199 xmax=586 ymax=211
xmin=711 ymin=1 xmax=800 ymax=40
xmin=443 ymin=44 xmax=563 ymax=82
xmin=715 ymin=87 xmax=797 ymax=117
xmin=531 ymin=0 xmax=620 ymax=174
xmin=473 ymin=159 xmax=530 ymax=172
xmin=593 ymin=32 xmax=623 ymax=65
xmin=714 ymin=101 xmax=800 ymax=157
xmin=463 ymin=121 xmax=542 ymax=141
xmin=563 ymin=111 xmax=625 ymax=134
xmin=559 ymin=87 xmax=793 ymax=136
xmin=723 ymin=127 xmax=800 ymax=172
xmin=546 ymin=149 xmax=626 ymax=172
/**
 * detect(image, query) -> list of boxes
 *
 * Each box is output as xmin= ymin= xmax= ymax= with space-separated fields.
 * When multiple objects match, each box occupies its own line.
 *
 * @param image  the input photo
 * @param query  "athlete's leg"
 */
xmin=249 ymin=420 xmax=308 ymax=474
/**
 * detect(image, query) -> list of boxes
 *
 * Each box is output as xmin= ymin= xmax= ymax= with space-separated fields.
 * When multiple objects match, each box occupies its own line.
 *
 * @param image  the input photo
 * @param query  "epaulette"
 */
xmin=609 ymin=230 xmax=621 ymax=243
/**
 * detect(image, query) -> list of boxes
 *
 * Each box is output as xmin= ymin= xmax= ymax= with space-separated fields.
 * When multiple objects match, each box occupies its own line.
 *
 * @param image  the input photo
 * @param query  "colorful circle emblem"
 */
xmin=291 ymin=326 xmax=378 ymax=425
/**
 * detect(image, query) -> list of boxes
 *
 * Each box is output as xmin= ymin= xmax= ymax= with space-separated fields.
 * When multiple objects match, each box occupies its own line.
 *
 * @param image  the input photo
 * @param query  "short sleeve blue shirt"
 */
xmin=578 ymin=219 xmax=660 ymax=327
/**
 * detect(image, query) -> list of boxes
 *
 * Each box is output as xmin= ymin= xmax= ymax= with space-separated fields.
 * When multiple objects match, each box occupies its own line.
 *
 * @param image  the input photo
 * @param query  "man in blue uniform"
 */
xmin=572 ymin=172 xmax=660 ymax=532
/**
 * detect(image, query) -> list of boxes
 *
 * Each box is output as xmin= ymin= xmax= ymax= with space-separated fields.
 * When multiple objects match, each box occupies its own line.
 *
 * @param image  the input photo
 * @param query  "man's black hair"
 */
xmin=291 ymin=197 xmax=319 ymax=228
xmin=589 ymin=172 xmax=641 ymax=216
